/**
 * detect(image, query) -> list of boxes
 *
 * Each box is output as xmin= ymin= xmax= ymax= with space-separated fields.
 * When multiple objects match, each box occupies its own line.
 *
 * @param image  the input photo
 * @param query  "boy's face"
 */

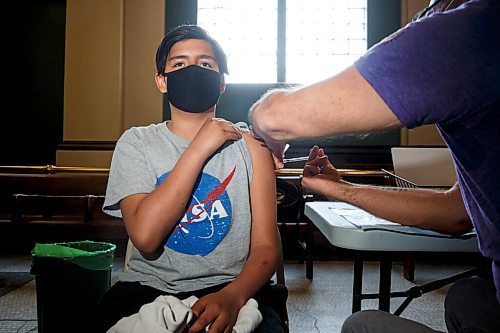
xmin=155 ymin=38 xmax=225 ymax=96
xmin=164 ymin=39 xmax=220 ymax=74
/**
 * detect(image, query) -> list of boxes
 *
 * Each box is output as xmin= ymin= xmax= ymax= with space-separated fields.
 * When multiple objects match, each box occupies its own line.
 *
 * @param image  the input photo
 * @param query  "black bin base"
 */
xmin=31 ymin=257 xmax=111 ymax=333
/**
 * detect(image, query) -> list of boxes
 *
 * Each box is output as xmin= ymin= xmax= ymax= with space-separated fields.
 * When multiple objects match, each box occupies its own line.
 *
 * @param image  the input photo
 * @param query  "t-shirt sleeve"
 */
xmin=355 ymin=0 xmax=500 ymax=129
xmin=234 ymin=121 xmax=253 ymax=183
xmin=103 ymin=129 xmax=155 ymax=218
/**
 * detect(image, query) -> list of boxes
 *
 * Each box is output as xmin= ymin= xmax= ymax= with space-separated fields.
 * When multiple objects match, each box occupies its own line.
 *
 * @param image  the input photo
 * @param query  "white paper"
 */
xmin=328 ymin=205 xmax=400 ymax=227
xmin=327 ymin=202 xmax=475 ymax=239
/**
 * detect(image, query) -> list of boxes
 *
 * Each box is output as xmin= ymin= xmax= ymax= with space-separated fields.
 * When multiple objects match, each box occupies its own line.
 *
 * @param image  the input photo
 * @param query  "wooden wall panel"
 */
xmin=57 ymin=0 xmax=164 ymax=167
xmin=123 ymin=0 xmax=164 ymax=129
xmin=63 ymin=0 xmax=124 ymax=141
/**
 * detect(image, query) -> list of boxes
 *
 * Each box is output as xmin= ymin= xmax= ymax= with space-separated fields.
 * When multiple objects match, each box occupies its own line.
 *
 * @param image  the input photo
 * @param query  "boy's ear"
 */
xmin=220 ymin=75 xmax=226 ymax=94
xmin=155 ymin=74 xmax=167 ymax=93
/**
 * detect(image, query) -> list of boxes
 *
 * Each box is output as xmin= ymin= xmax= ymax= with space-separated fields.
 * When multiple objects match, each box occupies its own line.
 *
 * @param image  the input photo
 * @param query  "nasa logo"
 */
xmin=155 ymin=168 xmax=235 ymax=256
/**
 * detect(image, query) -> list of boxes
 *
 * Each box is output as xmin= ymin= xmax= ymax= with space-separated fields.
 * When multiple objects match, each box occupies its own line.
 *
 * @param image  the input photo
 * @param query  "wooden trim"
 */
xmin=0 ymin=165 xmax=386 ymax=177
xmin=57 ymin=141 xmax=116 ymax=151
xmin=275 ymin=169 xmax=387 ymax=177
xmin=0 ymin=165 xmax=110 ymax=174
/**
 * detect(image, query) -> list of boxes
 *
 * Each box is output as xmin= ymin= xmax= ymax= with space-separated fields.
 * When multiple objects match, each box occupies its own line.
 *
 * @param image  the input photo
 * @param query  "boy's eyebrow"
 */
xmin=167 ymin=54 xmax=217 ymax=62
xmin=167 ymin=55 xmax=188 ymax=61
xmin=198 ymin=54 xmax=216 ymax=61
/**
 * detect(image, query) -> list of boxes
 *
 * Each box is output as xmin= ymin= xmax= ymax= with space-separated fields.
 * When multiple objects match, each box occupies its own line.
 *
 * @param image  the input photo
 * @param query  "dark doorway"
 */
xmin=3 ymin=0 xmax=66 ymax=165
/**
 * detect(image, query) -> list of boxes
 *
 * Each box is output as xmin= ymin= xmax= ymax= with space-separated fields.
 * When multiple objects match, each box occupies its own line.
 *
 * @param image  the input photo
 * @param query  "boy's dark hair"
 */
xmin=155 ymin=25 xmax=229 ymax=75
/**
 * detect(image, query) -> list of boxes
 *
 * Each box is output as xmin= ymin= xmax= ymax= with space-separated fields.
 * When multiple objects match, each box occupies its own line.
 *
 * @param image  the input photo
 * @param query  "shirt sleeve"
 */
xmin=355 ymin=0 xmax=500 ymax=129
xmin=103 ymin=129 xmax=155 ymax=218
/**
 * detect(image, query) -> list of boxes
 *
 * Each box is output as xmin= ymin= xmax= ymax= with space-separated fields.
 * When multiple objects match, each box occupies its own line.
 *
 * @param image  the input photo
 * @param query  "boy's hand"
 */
xmin=193 ymin=118 xmax=242 ymax=158
xmin=188 ymin=289 xmax=244 ymax=333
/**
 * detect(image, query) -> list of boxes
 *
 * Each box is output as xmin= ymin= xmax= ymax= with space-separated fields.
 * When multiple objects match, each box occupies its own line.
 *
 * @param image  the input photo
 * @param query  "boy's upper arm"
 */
xmin=242 ymin=133 xmax=278 ymax=248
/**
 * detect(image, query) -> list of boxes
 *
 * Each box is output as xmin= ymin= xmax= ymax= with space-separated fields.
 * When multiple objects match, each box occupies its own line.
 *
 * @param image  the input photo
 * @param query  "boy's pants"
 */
xmin=95 ymin=281 xmax=287 ymax=333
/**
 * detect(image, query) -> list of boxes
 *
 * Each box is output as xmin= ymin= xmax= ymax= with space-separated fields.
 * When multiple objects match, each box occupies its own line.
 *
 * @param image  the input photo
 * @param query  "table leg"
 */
xmin=379 ymin=254 xmax=392 ymax=312
xmin=403 ymin=252 xmax=415 ymax=282
xmin=352 ymin=253 xmax=363 ymax=313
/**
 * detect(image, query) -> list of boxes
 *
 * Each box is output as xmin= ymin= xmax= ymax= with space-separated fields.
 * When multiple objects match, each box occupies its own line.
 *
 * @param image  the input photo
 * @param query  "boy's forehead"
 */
xmin=168 ymin=39 xmax=215 ymax=58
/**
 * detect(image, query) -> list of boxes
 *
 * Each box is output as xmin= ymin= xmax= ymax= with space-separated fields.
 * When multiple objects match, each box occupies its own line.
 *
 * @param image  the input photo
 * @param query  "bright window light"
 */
xmin=198 ymin=0 xmax=367 ymax=84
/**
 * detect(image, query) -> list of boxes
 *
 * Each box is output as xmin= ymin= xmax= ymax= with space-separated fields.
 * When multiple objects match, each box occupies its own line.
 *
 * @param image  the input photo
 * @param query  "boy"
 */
xmin=98 ymin=25 xmax=286 ymax=333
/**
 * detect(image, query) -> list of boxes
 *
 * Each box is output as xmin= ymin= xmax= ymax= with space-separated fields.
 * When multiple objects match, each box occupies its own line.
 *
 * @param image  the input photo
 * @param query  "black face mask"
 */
xmin=165 ymin=65 xmax=222 ymax=113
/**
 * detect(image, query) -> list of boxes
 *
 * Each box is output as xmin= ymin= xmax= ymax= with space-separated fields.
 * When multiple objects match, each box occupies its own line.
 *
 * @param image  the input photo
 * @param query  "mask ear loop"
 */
xmin=444 ymin=0 xmax=457 ymax=11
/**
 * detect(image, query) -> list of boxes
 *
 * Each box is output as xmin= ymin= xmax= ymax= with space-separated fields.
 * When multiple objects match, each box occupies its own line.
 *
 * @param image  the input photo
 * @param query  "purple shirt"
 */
xmin=355 ymin=0 xmax=500 ymax=302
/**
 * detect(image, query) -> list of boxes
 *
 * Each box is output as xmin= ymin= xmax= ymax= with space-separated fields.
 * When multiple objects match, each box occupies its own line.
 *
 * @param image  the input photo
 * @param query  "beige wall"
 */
xmin=401 ymin=0 xmax=430 ymax=23
xmin=400 ymin=0 xmax=446 ymax=146
xmin=57 ymin=0 xmax=164 ymax=167
xmin=122 ymin=0 xmax=164 ymax=130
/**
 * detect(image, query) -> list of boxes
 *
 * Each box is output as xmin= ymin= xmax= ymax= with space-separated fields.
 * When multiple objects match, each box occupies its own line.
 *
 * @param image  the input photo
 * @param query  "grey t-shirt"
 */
xmin=103 ymin=121 xmax=253 ymax=293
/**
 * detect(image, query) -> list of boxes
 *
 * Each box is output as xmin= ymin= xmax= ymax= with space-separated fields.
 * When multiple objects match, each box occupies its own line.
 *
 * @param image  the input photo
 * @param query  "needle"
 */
xmin=282 ymin=144 xmax=309 ymax=163
xmin=283 ymin=156 xmax=309 ymax=164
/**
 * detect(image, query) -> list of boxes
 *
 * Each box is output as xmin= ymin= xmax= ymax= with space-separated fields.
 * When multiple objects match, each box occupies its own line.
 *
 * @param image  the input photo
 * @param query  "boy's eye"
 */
xmin=173 ymin=62 xmax=184 ymax=67
xmin=200 ymin=62 xmax=212 ymax=68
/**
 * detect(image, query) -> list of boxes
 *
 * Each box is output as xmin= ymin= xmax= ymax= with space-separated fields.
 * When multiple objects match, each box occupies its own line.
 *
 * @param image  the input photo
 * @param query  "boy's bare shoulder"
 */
xmin=242 ymin=131 xmax=266 ymax=150
xmin=242 ymin=132 xmax=273 ymax=163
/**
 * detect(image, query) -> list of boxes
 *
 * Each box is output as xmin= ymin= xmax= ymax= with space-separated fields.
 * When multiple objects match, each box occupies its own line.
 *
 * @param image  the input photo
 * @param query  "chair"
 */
xmin=384 ymin=147 xmax=457 ymax=282
xmin=124 ymin=227 xmax=289 ymax=332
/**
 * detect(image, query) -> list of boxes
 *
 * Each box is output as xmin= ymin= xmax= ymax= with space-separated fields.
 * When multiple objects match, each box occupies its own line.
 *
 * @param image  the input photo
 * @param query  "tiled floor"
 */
xmin=0 ymin=255 xmax=473 ymax=333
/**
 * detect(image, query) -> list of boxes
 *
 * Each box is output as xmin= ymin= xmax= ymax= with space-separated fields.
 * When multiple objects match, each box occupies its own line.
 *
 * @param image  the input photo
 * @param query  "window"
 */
xmin=197 ymin=0 xmax=367 ymax=84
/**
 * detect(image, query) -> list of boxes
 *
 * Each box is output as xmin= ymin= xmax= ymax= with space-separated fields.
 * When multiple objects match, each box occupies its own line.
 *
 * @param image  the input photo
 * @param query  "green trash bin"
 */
xmin=30 ymin=240 xmax=116 ymax=333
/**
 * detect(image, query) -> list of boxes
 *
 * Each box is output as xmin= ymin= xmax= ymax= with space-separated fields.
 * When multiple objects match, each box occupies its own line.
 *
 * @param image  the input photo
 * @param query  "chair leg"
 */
xmin=276 ymin=227 xmax=289 ymax=332
xmin=124 ymin=239 xmax=133 ymax=272
xmin=305 ymin=217 xmax=314 ymax=280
